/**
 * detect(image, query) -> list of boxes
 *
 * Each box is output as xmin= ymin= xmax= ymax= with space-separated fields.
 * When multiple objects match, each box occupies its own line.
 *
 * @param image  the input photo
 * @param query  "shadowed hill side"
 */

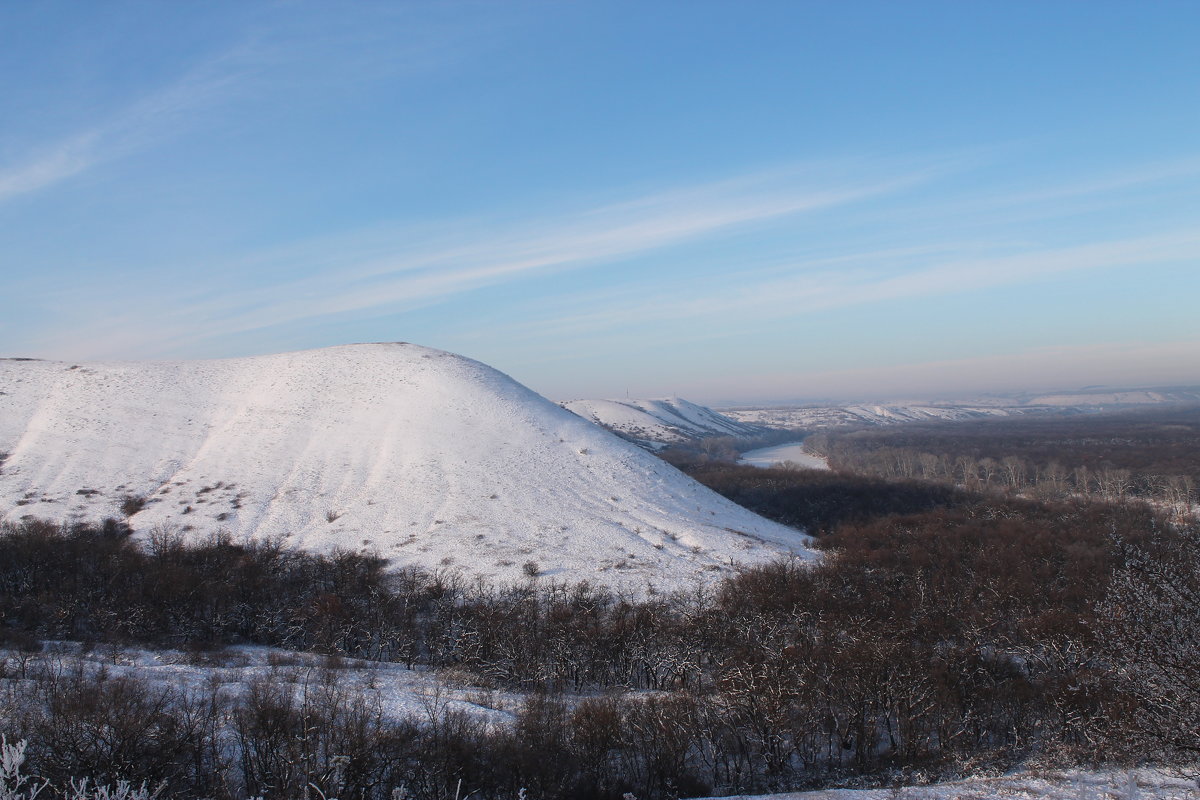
xmin=562 ymin=396 xmax=768 ymax=448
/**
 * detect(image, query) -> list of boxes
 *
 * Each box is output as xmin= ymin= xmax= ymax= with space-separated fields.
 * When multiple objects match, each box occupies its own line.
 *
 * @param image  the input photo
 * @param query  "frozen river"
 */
xmin=738 ymin=440 xmax=830 ymax=470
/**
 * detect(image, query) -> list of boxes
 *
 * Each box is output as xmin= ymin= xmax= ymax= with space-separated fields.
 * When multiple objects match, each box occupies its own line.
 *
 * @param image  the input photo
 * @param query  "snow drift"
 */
xmin=0 ymin=343 xmax=812 ymax=589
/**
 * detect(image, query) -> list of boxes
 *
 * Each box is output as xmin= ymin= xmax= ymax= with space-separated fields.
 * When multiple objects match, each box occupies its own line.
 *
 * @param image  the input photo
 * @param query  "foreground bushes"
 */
xmin=682 ymin=463 xmax=972 ymax=534
xmin=1 ymin=492 xmax=1197 ymax=797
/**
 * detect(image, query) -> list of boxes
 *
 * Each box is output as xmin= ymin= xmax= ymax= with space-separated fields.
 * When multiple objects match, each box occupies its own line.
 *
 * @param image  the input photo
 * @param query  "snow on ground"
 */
xmin=1 ymin=642 xmax=516 ymax=727
xmin=739 ymin=441 xmax=829 ymax=471
xmin=562 ymin=397 xmax=765 ymax=447
xmin=5 ymin=646 xmax=1198 ymax=799
xmin=688 ymin=768 xmax=1200 ymax=800
xmin=0 ymin=344 xmax=813 ymax=591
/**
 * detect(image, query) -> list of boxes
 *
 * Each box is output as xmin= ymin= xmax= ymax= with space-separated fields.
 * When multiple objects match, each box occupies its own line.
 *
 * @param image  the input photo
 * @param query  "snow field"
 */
xmin=689 ymin=768 xmax=1199 ymax=799
xmin=738 ymin=441 xmax=830 ymax=471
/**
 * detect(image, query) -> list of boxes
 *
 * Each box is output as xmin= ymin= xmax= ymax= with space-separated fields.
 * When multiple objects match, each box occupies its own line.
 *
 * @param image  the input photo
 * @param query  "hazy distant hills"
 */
xmin=720 ymin=387 xmax=1200 ymax=430
xmin=1024 ymin=388 xmax=1200 ymax=406
xmin=721 ymin=404 xmax=1037 ymax=429
xmin=560 ymin=394 xmax=1144 ymax=443
xmin=0 ymin=344 xmax=812 ymax=590
xmin=560 ymin=397 xmax=767 ymax=449
xmin=557 ymin=391 xmax=1195 ymax=446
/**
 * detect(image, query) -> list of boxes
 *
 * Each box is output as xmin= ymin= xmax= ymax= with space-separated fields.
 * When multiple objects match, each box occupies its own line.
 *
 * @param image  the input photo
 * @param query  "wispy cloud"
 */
xmin=847 ymin=154 xmax=1200 ymax=238
xmin=994 ymin=155 xmax=1200 ymax=207
xmin=0 ymin=4 xmax=527 ymax=206
xmin=17 ymin=143 xmax=1200 ymax=385
xmin=470 ymin=227 xmax=1200 ymax=348
xmin=0 ymin=48 xmax=250 ymax=204
xmin=39 ymin=161 xmax=930 ymax=358
xmin=0 ymin=132 xmax=100 ymax=202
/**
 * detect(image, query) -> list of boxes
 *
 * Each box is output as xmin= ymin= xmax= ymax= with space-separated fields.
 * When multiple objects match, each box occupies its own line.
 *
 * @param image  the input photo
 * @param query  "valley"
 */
xmin=1 ymin=348 xmax=1198 ymax=800
xmin=8 ymin=5 xmax=1196 ymax=797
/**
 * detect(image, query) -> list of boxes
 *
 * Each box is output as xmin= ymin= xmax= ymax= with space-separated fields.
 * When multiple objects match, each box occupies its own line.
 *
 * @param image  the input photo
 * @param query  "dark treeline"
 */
xmin=680 ymin=463 xmax=971 ymax=535
xmin=804 ymin=406 xmax=1200 ymax=516
xmin=3 ymin=494 xmax=1198 ymax=799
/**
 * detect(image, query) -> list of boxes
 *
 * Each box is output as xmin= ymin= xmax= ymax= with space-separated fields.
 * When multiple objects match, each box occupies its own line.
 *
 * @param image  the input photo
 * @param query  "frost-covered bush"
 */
xmin=0 ymin=736 xmax=47 ymax=800
xmin=62 ymin=778 xmax=162 ymax=800
xmin=0 ymin=736 xmax=161 ymax=800
xmin=1097 ymin=522 xmax=1200 ymax=772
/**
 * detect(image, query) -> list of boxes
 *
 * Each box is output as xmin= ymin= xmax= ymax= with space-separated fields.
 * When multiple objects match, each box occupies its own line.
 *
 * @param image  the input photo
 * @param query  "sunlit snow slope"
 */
xmin=562 ymin=397 xmax=765 ymax=448
xmin=0 ymin=344 xmax=812 ymax=589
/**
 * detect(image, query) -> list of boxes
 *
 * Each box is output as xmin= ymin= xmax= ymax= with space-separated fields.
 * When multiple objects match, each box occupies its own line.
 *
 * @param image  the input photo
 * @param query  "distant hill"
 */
xmin=0 ymin=344 xmax=812 ymax=590
xmin=721 ymin=386 xmax=1200 ymax=430
xmin=561 ymin=397 xmax=767 ymax=448
xmin=1026 ymin=388 xmax=1200 ymax=407
xmin=721 ymin=404 xmax=1037 ymax=429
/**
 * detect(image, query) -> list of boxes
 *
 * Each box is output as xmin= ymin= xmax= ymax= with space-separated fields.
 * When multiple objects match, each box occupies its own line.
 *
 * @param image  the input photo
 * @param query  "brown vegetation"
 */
xmin=2 ymin=485 xmax=1197 ymax=797
xmin=3 ymin=409 xmax=1198 ymax=797
xmin=804 ymin=406 xmax=1200 ymax=517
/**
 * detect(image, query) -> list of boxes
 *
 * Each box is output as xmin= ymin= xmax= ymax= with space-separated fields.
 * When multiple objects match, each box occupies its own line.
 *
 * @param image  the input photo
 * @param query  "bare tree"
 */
xmin=1096 ymin=523 xmax=1200 ymax=770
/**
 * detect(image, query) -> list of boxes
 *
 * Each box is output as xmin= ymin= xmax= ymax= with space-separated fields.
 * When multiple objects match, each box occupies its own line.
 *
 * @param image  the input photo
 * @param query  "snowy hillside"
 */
xmin=562 ymin=397 xmax=766 ymax=448
xmin=1028 ymin=388 xmax=1200 ymax=407
xmin=0 ymin=344 xmax=812 ymax=589
xmin=722 ymin=404 xmax=1028 ymax=429
xmin=721 ymin=387 xmax=1200 ymax=431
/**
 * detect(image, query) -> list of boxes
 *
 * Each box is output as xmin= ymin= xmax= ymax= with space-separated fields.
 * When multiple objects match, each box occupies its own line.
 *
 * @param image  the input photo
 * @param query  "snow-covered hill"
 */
xmin=561 ymin=397 xmax=766 ymax=448
xmin=1028 ymin=388 xmax=1200 ymax=407
xmin=721 ymin=387 xmax=1200 ymax=431
xmin=0 ymin=344 xmax=812 ymax=589
xmin=722 ymin=404 xmax=1031 ymax=429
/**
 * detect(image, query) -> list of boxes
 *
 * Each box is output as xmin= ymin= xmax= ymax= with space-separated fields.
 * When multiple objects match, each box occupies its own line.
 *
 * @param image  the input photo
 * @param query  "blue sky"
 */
xmin=2 ymin=1 xmax=1197 ymax=403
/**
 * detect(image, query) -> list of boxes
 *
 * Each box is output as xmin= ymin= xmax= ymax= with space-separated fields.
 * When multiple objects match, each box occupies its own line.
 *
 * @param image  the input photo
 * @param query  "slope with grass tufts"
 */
xmin=0 ymin=343 xmax=812 ymax=589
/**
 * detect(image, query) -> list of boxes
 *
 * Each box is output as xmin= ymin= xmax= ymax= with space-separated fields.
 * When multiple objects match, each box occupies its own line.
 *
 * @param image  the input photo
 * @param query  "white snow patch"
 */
xmin=739 ymin=441 xmax=829 ymax=471
xmin=688 ymin=767 xmax=1200 ymax=799
xmin=2 ymin=642 xmax=516 ymax=727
